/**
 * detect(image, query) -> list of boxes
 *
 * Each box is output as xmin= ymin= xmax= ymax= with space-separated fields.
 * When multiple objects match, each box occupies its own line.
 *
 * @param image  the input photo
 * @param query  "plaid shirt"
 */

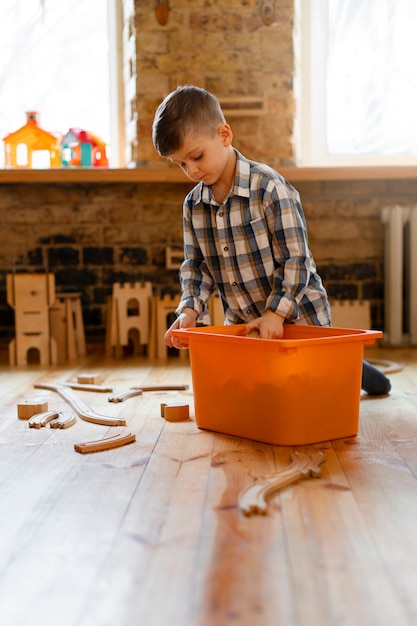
xmin=176 ymin=150 xmax=331 ymax=327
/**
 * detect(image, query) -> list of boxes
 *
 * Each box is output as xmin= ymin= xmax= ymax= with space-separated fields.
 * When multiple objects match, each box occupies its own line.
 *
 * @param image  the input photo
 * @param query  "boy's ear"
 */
xmin=218 ymin=123 xmax=233 ymax=146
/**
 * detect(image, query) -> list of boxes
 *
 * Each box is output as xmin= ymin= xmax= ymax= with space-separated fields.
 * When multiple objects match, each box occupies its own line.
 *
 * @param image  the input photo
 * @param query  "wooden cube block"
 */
xmin=77 ymin=373 xmax=101 ymax=385
xmin=17 ymin=399 xmax=49 ymax=420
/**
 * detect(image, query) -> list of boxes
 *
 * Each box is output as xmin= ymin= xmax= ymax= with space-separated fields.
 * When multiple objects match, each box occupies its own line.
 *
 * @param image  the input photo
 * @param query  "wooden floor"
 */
xmin=1 ymin=343 xmax=417 ymax=626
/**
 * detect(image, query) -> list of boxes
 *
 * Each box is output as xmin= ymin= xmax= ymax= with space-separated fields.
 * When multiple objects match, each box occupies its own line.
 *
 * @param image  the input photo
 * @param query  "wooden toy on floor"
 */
xmin=50 ymin=413 xmax=77 ymax=429
xmin=17 ymin=399 xmax=49 ymax=420
xmin=34 ymin=382 xmax=126 ymax=426
xmin=160 ymin=402 xmax=190 ymax=422
xmin=77 ymin=373 xmax=101 ymax=385
xmin=74 ymin=432 xmax=136 ymax=454
xmin=108 ymin=383 xmax=189 ymax=403
xmin=63 ymin=381 xmax=113 ymax=393
xmin=28 ymin=411 xmax=60 ymax=428
xmin=238 ymin=452 xmax=326 ymax=516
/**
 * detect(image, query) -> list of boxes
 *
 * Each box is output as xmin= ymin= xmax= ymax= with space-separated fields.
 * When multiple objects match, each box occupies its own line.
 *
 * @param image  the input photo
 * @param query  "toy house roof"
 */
xmin=3 ymin=120 xmax=58 ymax=145
xmin=62 ymin=128 xmax=105 ymax=148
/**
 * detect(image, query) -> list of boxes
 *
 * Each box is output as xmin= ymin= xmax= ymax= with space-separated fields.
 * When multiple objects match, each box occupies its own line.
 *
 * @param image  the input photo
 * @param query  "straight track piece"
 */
xmin=108 ymin=384 xmax=189 ymax=403
xmin=62 ymin=382 xmax=114 ymax=393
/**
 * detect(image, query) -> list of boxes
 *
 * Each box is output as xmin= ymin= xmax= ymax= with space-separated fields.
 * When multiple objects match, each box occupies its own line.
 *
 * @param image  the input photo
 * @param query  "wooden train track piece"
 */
xmin=366 ymin=357 xmax=404 ymax=375
xmin=108 ymin=384 xmax=189 ymax=403
xmin=62 ymin=382 xmax=114 ymax=393
xmin=28 ymin=411 xmax=60 ymax=429
xmin=34 ymin=383 xmax=126 ymax=427
xmin=238 ymin=451 xmax=326 ymax=517
xmin=50 ymin=413 xmax=77 ymax=429
xmin=107 ymin=388 xmax=143 ymax=403
xmin=74 ymin=432 xmax=136 ymax=454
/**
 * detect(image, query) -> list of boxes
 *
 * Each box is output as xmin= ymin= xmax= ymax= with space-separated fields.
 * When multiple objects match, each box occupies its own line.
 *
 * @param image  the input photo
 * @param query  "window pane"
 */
xmin=0 ymin=0 xmax=111 ymax=167
xmin=327 ymin=0 xmax=417 ymax=156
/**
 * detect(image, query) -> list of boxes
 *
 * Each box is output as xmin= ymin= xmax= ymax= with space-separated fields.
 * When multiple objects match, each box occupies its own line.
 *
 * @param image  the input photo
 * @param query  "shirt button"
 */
xmin=224 ymin=246 xmax=228 ymax=252
xmin=232 ymin=282 xmax=237 ymax=286
xmin=246 ymin=310 xmax=251 ymax=315
xmin=219 ymin=212 xmax=223 ymax=217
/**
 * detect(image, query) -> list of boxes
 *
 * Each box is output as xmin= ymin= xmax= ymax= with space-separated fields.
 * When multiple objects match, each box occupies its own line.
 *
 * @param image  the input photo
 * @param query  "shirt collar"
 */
xmin=197 ymin=150 xmax=251 ymax=205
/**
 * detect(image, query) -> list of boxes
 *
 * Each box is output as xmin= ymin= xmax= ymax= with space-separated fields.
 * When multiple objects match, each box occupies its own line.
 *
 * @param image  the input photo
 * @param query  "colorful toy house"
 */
xmin=3 ymin=111 xmax=61 ymax=168
xmin=61 ymin=128 xmax=108 ymax=167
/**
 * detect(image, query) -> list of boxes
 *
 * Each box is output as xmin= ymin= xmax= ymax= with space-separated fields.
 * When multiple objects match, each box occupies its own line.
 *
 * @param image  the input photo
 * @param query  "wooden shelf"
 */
xmin=1 ymin=165 xmax=417 ymax=184
xmin=281 ymin=165 xmax=417 ymax=182
xmin=0 ymin=168 xmax=190 ymax=184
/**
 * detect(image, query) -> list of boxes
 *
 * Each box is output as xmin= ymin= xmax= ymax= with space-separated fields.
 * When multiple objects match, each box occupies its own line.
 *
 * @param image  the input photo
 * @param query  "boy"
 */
xmin=152 ymin=85 xmax=390 ymax=395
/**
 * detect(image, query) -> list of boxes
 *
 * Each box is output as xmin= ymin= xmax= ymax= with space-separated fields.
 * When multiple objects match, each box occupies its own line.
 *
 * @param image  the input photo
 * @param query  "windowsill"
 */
xmin=0 ymin=167 xmax=191 ymax=184
xmin=1 ymin=165 xmax=417 ymax=184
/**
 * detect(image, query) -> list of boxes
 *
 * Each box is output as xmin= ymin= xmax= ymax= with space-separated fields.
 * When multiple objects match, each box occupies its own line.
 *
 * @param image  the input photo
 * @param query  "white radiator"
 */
xmin=381 ymin=204 xmax=417 ymax=346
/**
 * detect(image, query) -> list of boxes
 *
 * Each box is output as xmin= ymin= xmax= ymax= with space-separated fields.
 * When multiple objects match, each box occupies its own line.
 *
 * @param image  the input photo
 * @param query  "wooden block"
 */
xmin=161 ymin=402 xmax=190 ymax=422
xmin=77 ymin=373 xmax=101 ymax=385
xmin=17 ymin=399 xmax=48 ymax=420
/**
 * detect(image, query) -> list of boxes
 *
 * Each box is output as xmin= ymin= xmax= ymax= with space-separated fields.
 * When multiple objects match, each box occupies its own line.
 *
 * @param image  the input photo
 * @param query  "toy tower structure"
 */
xmin=106 ymin=282 xmax=153 ymax=358
xmin=7 ymin=273 xmax=58 ymax=366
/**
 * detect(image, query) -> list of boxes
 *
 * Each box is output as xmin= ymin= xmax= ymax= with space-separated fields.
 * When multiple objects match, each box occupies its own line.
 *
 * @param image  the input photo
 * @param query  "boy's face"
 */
xmin=167 ymin=124 xmax=234 ymax=186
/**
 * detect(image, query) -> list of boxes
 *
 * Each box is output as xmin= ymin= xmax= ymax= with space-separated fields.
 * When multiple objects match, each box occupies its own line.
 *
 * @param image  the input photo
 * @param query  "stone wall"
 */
xmin=1 ymin=176 xmax=413 ymax=342
xmin=0 ymin=181 xmax=192 ymax=341
xmin=126 ymin=0 xmax=297 ymax=168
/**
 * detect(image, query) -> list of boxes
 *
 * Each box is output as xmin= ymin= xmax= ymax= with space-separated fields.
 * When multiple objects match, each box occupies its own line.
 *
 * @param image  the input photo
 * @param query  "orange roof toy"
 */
xmin=3 ymin=112 xmax=61 ymax=168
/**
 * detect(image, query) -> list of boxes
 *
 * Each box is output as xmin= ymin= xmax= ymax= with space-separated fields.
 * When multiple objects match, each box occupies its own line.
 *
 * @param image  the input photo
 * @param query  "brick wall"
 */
xmin=1 ymin=176 xmax=414 ymax=341
xmin=0 ymin=181 xmax=192 ymax=341
xmin=127 ymin=0 xmax=297 ymax=169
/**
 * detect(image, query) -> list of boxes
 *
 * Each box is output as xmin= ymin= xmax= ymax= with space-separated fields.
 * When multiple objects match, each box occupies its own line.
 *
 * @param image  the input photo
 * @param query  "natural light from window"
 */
xmin=300 ymin=0 xmax=417 ymax=166
xmin=0 ymin=0 xmax=111 ymax=168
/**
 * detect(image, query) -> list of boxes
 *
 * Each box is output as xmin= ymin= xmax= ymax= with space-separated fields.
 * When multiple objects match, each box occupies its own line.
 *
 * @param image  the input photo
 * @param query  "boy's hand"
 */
xmin=245 ymin=310 xmax=285 ymax=339
xmin=165 ymin=308 xmax=197 ymax=348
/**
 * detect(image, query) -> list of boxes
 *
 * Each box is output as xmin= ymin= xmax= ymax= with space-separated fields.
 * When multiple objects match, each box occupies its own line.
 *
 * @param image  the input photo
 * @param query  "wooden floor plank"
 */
xmin=77 ymin=417 xmax=214 ymax=625
xmin=0 ymin=348 xmax=417 ymax=625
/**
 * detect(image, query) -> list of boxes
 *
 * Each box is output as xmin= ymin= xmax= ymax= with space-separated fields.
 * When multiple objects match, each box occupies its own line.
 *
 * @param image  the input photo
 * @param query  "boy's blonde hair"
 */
xmin=152 ymin=86 xmax=225 ymax=156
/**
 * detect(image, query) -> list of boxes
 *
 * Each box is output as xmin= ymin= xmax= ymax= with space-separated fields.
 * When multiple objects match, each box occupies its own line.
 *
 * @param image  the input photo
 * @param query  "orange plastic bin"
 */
xmin=172 ymin=324 xmax=383 ymax=446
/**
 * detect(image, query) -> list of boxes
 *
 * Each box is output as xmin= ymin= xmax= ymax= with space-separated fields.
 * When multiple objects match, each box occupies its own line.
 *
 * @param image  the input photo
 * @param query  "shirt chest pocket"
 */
xmin=231 ymin=217 xmax=271 ymax=257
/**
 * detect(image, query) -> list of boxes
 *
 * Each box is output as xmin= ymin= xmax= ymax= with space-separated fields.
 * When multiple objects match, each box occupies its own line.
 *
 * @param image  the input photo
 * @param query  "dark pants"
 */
xmin=362 ymin=360 xmax=391 ymax=395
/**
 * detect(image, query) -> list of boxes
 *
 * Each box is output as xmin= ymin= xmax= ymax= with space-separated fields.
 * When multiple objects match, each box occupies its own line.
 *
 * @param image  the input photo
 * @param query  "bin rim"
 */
xmin=172 ymin=324 xmax=383 ymax=348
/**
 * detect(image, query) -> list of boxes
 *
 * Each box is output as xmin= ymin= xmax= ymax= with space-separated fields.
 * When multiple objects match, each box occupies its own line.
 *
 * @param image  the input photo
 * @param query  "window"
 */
xmin=299 ymin=0 xmax=417 ymax=166
xmin=0 ymin=0 xmax=123 ymax=168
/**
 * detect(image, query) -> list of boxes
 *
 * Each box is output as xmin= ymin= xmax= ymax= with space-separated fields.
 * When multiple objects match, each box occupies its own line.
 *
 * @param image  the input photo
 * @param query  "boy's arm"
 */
xmin=262 ymin=183 xmax=312 ymax=321
xmin=175 ymin=202 xmax=215 ymax=319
